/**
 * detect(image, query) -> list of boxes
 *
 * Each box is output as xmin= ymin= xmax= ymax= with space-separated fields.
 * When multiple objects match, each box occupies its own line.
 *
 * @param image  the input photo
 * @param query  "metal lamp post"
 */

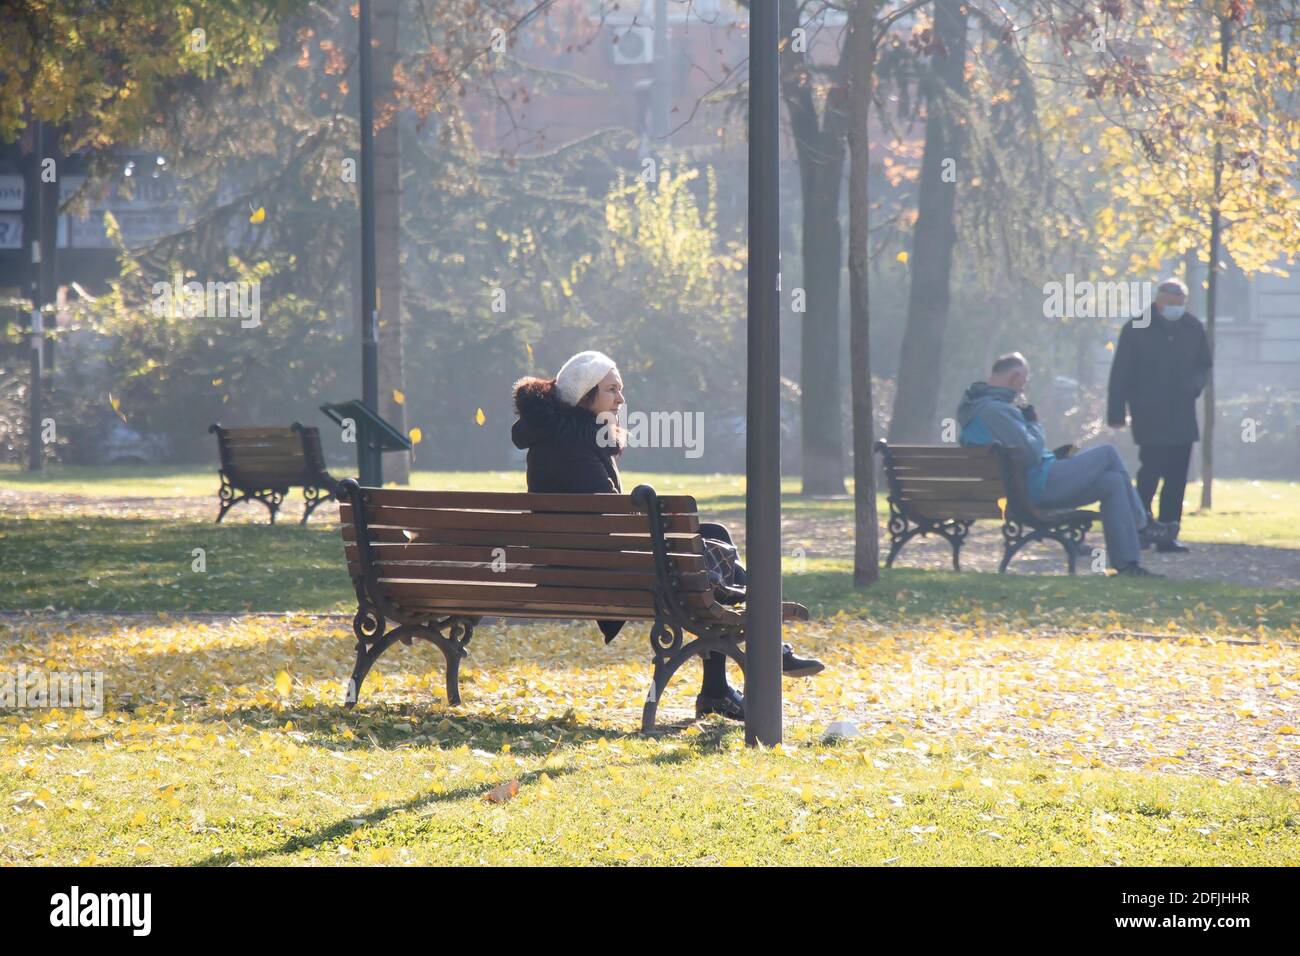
xmin=358 ymin=0 xmax=382 ymax=486
xmin=744 ymin=0 xmax=782 ymax=747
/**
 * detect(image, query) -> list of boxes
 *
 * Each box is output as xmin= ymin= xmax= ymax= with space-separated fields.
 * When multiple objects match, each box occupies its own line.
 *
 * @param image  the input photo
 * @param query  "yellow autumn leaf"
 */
xmin=130 ymin=810 xmax=147 ymax=827
xmin=475 ymin=408 xmax=486 ymax=426
xmin=392 ymin=389 xmax=404 ymax=405
xmin=249 ymin=205 xmax=266 ymax=223
xmin=274 ymin=671 xmax=292 ymax=697
xmin=997 ymin=497 xmax=1008 ymax=519
xmin=525 ymin=342 xmax=534 ymax=361
xmin=408 ymin=427 xmax=422 ymax=445
xmin=896 ymin=250 xmax=909 ymax=264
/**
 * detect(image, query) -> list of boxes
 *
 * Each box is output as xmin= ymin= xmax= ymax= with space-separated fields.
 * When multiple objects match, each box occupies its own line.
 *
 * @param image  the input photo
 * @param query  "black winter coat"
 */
xmin=1107 ymin=308 xmax=1212 ymax=446
xmin=511 ymin=376 xmax=625 ymax=642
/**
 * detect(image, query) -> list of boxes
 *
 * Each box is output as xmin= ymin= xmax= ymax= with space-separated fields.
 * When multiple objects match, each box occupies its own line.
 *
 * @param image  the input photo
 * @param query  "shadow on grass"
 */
xmin=186 ymin=725 xmax=740 ymax=866
xmin=197 ymin=702 xmax=623 ymax=752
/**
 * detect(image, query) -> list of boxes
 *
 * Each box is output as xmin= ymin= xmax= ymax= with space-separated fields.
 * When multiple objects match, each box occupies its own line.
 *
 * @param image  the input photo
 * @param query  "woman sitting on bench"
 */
xmin=510 ymin=350 xmax=824 ymax=722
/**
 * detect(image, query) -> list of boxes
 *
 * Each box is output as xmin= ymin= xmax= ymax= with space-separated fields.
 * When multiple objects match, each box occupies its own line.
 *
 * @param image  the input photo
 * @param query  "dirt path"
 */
xmin=780 ymin=512 xmax=1300 ymax=588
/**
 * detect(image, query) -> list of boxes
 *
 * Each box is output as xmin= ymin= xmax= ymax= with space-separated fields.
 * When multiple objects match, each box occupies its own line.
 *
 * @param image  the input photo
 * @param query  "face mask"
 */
xmin=1162 ymin=304 xmax=1185 ymax=319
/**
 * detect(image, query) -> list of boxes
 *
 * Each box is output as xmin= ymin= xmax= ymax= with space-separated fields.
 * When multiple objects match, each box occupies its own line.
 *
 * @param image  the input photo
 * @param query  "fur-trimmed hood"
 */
xmin=512 ymin=377 xmax=591 ymax=450
xmin=511 ymin=376 xmax=624 ymax=453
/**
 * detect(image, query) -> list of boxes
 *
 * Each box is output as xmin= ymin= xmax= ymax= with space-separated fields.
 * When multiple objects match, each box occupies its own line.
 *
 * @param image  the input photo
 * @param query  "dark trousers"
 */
xmin=697 ymin=521 xmax=742 ymax=694
xmin=1136 ymin=443 xmax=1192 ymax=525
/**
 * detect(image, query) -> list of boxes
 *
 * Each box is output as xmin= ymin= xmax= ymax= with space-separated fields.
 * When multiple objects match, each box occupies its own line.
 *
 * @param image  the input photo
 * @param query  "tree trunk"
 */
xmin=1183 ymin=247 xmax=1202 ymax=315
xmin=1201 ymin=15 xmax=1232 ymax=510
xmin=887 ymin=0 xmax=968 ymax=443
xmin=799 ymin=164 xmax=848 ymax=495
xmin=374 ymin=0 xmax=409 ymax=483
xmin=780 ymin=0 xmax=848 ymax=496
xmin=849 ymin=0 xmax=879 ymax=587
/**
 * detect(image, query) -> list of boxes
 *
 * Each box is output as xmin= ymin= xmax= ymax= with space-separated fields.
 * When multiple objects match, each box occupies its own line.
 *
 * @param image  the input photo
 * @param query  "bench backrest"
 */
xmin=339 ymin=485 xmax=716 ymax=622
xmin=210 ymin=423 xmax=329 ymax=489
xmin=876 ymin=442 xmax=1011 ymax=521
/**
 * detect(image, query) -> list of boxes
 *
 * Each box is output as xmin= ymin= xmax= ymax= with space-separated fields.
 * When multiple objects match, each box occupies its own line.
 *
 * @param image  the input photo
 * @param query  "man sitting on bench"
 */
xmin=956 ymin=352 xmax=1171 ymax=577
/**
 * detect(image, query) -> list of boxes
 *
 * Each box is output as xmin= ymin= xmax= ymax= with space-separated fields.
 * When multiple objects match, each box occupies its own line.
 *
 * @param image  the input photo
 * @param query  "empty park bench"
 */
xmin=874 ymin=440 xmax=1097 ymax=574
xmin=336 ymin=479 xmax=806 ymax=732
xmin=209 ymin=422 xmax=339 ymax=525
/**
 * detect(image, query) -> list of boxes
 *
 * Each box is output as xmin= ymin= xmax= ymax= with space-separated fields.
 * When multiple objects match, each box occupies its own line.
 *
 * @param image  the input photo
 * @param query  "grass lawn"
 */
xmin=1 ymin=466 xmax=1298 ymax=865
xmin=2 ymin=614 xmax=1297 ymax=866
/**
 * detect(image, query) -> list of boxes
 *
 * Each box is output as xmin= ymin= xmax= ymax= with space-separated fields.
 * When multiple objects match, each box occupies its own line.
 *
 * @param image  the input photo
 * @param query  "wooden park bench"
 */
xmin=336 ymin=479 xmax=805 ymax=732
xmin=209 ymin=422 xmax=339 ymax=525
xmin=874 ymin=440 xmax=1097 ymax=574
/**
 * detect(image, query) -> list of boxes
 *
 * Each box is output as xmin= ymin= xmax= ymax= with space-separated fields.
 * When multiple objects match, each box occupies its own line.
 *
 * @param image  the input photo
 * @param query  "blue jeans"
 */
xmin=1036 ymin=445 xmax=1147 ymax=569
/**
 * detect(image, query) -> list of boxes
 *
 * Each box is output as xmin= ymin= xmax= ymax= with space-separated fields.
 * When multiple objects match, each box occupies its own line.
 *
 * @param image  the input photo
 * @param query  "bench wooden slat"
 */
xmin=227 ymin=472 xmax=307 ymax=488
xmin=219 ymin=426 xmax=300 ymax=437
xmin=340 ymin=503 xmax=699 ymax=536
xmin=226 ymin=446 xmax=307 ymax=458
xmin=355 ymin=562 xmax=711 ymax=592
xmin=906 ymin=500 xmax=1004 ymax=520
xmin=899 ymin=478 xmax=1008 ymax=502
xmin=393 ymin=599 xmax=661 ymax=621
xmin=341 ymin=524 xmax=704 ymax=552
xmin=228 ymin=463 xmax=310 ymax=475
xmin=344 ymin=542 xmax=704 ymax=573
xmin=891 ymin=460 xmax=1003 ymax=479
xmin=358 ymin=488 xmax=699 ymax=515
xmin=225 ymin=443 xmax=306 ymax=457
xmin=387 ymin=599 xmax=736 ymax=624
xmin=886 ymin=444 xmax=997 ymax=458
xmin=226 ymin=465 xmax=308 ymax=479
xmin=379 ymin=580 xmax=660 ymax=608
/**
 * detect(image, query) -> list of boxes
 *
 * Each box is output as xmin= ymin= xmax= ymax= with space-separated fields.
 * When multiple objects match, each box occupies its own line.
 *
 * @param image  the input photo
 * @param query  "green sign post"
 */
xmin=319 ymin=400 xmax=411 ymax=485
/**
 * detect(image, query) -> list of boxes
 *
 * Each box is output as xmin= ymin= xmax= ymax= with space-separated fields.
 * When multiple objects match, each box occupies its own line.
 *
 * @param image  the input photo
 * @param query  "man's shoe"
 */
xmin=1156 ymin=540 xmax=1190 ymax=553
xmin=1139 ymin=519 xmax=1176 ymax=549
xmin=782 ymin=643 xmax=825 ymax=677
xmin=696 ymin=685 xmax=745 ymax=721
xmin=1114 ymin=562 xmax=1165 ymax=578
xmin=782 ymin=601 xmax=811 ymax=621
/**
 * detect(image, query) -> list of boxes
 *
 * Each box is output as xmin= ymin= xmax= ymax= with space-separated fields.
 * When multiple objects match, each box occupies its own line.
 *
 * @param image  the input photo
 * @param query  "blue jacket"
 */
xmin=956 ymin=382 xmax=1054 ymax=500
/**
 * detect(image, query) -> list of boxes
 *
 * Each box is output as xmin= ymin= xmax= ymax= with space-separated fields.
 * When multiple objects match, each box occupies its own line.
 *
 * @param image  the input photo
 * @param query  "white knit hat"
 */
xmin=555 ymin=350 xmax=617 ymax=406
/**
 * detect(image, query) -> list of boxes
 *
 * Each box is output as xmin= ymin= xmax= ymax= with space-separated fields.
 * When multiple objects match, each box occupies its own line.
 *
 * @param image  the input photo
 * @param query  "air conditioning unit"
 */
xmin=612 ymin=25 xmax=654 ymax=65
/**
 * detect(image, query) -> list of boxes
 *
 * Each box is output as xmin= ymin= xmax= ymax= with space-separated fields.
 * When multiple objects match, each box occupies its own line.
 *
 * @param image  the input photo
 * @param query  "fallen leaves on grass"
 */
xmin=483 ymin=779 xmax=520 ymax=804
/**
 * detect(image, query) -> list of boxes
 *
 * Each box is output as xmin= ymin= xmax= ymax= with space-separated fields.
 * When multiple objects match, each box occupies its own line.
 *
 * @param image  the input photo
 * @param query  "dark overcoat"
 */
xmin=1107 ymin=308 xmax=1212 ymax=446
xmin=511 ymin=376 xmax=625 ymax=642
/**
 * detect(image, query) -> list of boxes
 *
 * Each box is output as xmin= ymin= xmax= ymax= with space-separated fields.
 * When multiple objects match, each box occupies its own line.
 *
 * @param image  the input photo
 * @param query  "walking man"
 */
xmin=1107 ymin=278 xmax=1213 ymax=553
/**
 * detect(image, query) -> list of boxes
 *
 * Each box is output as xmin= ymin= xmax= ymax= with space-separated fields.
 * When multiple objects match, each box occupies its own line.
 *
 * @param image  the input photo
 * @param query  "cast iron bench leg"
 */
xmin=300 ymin=484 xmax=335 ymax=526
xmin=215 ymin=472 xmax=250 ymax=523
xmin=641 ymin=633 xmax=746 ymax=734
xmin=938 ymin=520 xmax=971 ymax=572
xmin=344 ymin=619 xmax=475 ymax=708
